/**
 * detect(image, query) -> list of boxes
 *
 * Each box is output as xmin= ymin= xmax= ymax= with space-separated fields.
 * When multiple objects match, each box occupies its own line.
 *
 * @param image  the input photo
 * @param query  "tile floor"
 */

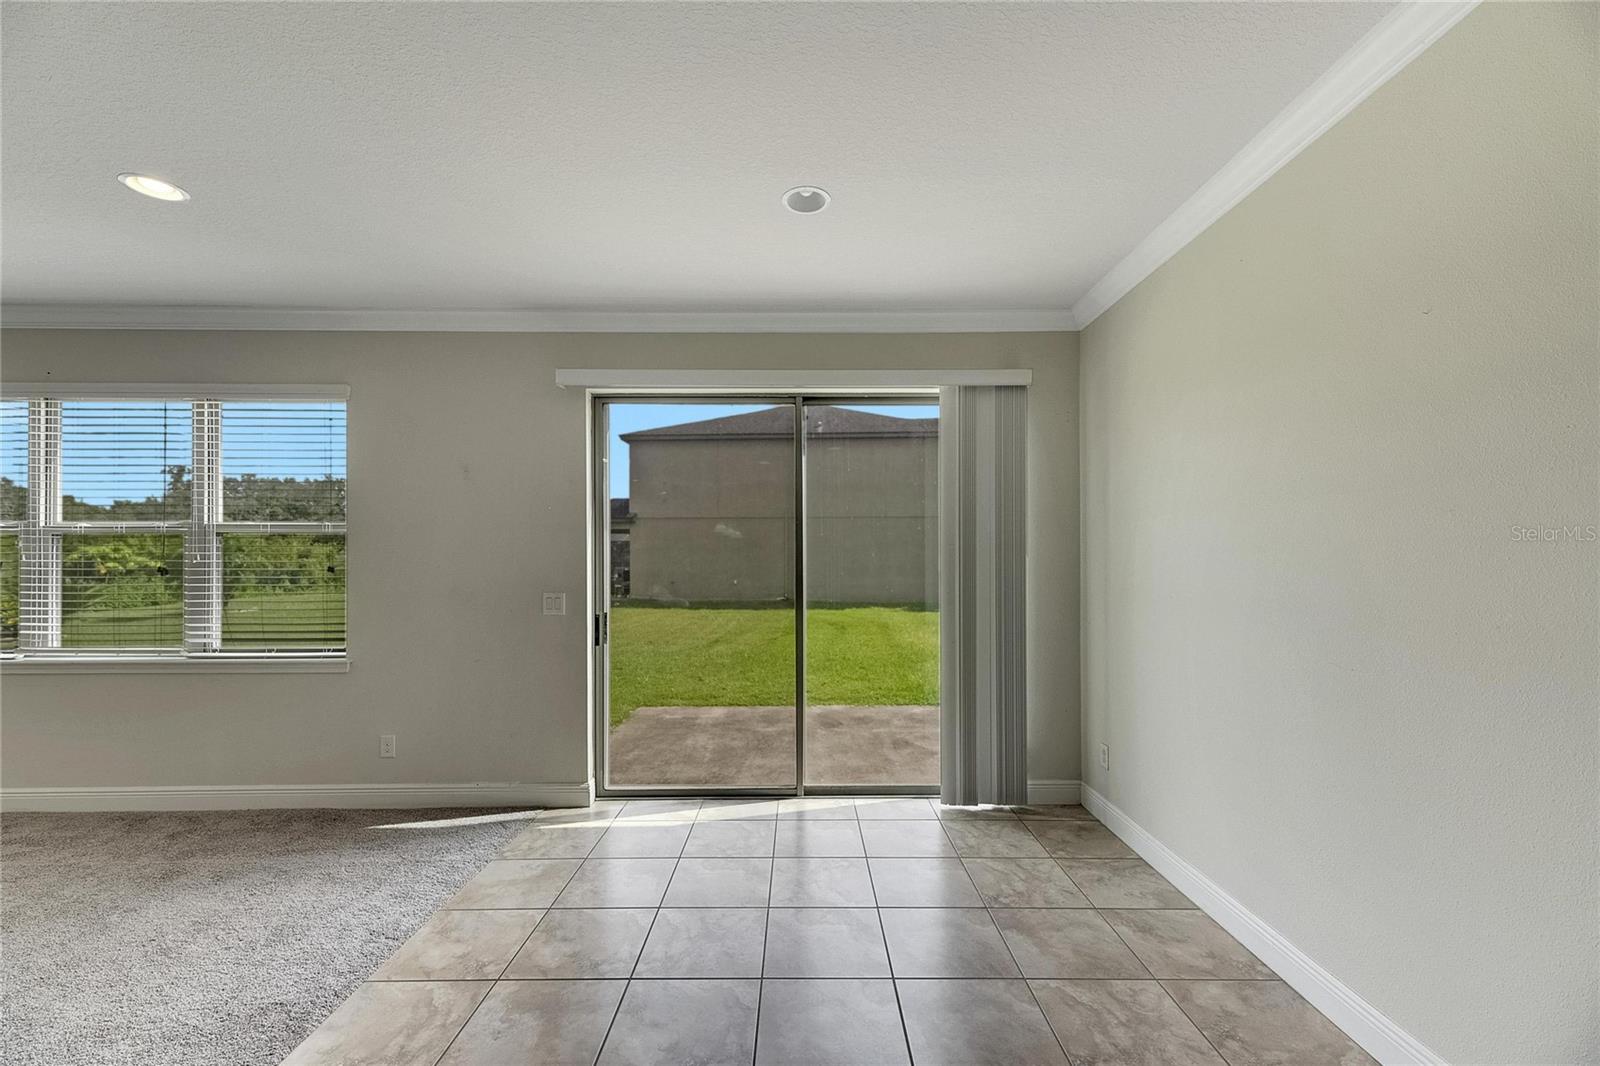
xmin=281 ymin=797 xmax=1377 ymax=1066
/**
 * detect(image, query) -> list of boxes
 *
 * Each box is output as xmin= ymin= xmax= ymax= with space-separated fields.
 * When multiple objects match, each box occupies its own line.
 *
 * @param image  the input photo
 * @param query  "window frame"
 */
xmin=0 ymin=384 xmax=349 ymax=672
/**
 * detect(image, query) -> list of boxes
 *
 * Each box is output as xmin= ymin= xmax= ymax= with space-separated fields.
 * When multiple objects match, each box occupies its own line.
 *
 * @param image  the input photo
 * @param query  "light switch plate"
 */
xmin=542 ymin=592 xmax=566 ymax=616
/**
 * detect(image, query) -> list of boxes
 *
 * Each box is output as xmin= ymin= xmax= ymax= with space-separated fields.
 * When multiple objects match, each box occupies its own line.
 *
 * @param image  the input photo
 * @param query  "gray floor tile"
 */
xmin=768 ymin=857 xmax=877 ymax=907
xmin=896 ymin=979 xmax=1068 ymax=1065
xmin=684 ymin=819 xmax=777 ymax=857
xmin=1102 ymin=910 xmax=1274 ymax=979
xmin=1025 ymin=820 xmax=1137 ymax=858
xmin=697 ymin=798 xmax=782 ymax=821
xmin=935 ymin=805 xmax=1021 ymax=822
xmin=589 ymin=823 xmax=692 ymax=858
xmin=499 ymin=824 xmax=604 ymax=859
xmin=1162 ymin=980 xmax=1378 ymax=1066
xmin=537 ymin=802 xmax=623 ymax=826
xmin=942 ymin=818 xmax=1052 ymax=858
xmin=437 ymin=979 xmax=626 ymax=1066
xmin=371 ymin=909 xmax=543 ymax=981
xmin=1059 ymin=859 xmax=1193 ymax=908
xmin=598 ymin=979 xmax=760 ymax=1066
xmin=663 ymin=857 xmax=773 ymax=907
xmin=615 ymin=798 xmax=704 ymax=824
xmin=281 ymin=981 xmax=492 ymax=1066
xmin=860 ymin=819 xmax=957 ymax=857
xmin=774 ymin=819 xmax=864 ymax=856
xmin=868 ymin=857 xmax=984 ymax=907
xmin=762 ymin=907 xmax=891 ymax=977
xmin=502 ymin=908 xmax=655 ymax=979
xmin=755 ymin=979 xmax=910 ymax=1065
xmin=1014 ymin=804 xmax=1098 ymax=820
xmin=991 ymin=909 xmax=1150 ymax=978
xmin=1029 ymin=979 xmax=1224 ymax=1066
xmin=634 ymin=907 xmax=768 ymax=977
xmin=879 ymin=907 xmax=1020 ymax=977
xmin=444 ymin=859 xmax=581 ymax=910
xmin=552 ymin=858 xmax=677 ymax=908
xmin=962 ymin=857 xmax=1091 ymax=908
xmin=854 ymin=797 xmax=938 ymax=820
xmin=777 ymin=796 xmax=859 ymax=820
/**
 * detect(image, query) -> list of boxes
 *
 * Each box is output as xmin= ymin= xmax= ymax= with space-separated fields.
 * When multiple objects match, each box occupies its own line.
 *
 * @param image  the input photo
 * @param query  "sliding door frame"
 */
xmin=591 ymin=392 xmax=939 ymax=798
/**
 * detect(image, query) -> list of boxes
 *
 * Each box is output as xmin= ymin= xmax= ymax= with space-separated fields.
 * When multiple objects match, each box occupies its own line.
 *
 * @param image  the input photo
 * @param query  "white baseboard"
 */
xmin=1026 ymin=779 xmax=1082 ymax=805
xmin=1081 ymin=785 xmax=1443 ymax=1066
xmin=0 ymin=780 xmax=596 ymax=813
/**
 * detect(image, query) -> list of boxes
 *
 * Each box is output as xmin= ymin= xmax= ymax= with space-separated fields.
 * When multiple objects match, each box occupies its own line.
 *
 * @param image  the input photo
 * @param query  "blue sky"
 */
xmin=3 ymin=400 xmax=934 ymax=504
xmin=0 ymin=400 xmax=347 ymax=505
xmin=605 ymin=402 xmax=938 ymax=499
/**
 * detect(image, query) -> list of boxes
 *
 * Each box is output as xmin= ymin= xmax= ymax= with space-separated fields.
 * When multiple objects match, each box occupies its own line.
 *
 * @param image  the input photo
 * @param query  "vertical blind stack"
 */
xmin=939 ymin=385 xmax=1029 ymax=807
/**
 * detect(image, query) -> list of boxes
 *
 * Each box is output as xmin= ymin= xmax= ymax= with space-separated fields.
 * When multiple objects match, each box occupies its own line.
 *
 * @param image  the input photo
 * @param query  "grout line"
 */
xmin=371 ymin=974 xmax=1287 ymax=983
xmin=426 ymin=911 xmax=547 ymax=1066
xmin=1155 ymin=978 xmax=1235 ymax=1065
xmin=1079 ymin=826 xmax=1232 ymax=1066
xmin=969 ymin=824 xmax=1079 ymax=1066
xmin=416 ymin=825 xmax=598 ymax=1066
xmin=865 ymin=829 xmax=917 ymax=1066
xmin=1090 ymin=903 xmax=1156 ymax=982
xmin=591 ymin=821 xmax=688 ymax=1064
xmin=751 ymin=849 xmax=776 ymax=1066
xmin=425 ymin=980 xmax=497 ymax=1066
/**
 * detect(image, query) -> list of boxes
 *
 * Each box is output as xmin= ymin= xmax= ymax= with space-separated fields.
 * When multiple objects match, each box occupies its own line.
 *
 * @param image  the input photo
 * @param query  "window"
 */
xmin=0 ymin=388 xmax=347 ymax=663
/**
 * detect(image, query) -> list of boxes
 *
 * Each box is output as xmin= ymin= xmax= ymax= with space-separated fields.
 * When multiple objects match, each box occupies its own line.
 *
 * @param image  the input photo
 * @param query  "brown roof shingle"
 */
xmin=620 ymin=405 xmax=935 ymax=442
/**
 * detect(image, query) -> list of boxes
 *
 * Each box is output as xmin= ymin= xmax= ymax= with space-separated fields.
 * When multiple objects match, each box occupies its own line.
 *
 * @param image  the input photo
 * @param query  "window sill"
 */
xmin=0 ymin=657 xmax=350 ymax=675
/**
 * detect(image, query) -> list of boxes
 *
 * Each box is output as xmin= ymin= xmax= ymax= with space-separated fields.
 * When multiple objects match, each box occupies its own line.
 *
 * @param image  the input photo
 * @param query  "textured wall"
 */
xmin=1080 ymin=5 xmax=1598 ymax=1061
xmin=0 ymin=332 xmax=1081 ymax=791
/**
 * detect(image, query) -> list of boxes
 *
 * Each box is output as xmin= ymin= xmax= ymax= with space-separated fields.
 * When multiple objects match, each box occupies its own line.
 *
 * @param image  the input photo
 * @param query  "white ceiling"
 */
xmin=1 ymin=2 xmax=1397 ymax=320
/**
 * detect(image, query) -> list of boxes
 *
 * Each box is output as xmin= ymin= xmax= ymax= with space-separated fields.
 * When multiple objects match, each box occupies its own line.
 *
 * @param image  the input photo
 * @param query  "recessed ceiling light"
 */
xmin=117 ymin=173 xmax=190 ymax=202
xmin=782 ymin=186 xmax=829 ymax=214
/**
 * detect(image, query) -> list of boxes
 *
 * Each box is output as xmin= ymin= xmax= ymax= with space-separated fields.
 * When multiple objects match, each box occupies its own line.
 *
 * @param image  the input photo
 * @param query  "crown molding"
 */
xmin=0 ymin=305 xmax=1078 ymax=334
xmin=0 ymin=2 xmax=1475 ymax=337
xmin=1070 ymin=0 xmax=1479 ymax=329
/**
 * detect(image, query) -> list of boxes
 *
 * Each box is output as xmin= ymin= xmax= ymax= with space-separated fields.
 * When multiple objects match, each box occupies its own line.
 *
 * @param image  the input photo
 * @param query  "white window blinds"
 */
xmin=0 ymin=388 xmax=347 ymax=661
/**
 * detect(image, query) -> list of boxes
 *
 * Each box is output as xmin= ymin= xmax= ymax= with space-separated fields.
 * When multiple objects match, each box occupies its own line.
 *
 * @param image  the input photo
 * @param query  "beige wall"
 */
xmin=628 ymin=433 xmax=937 ymax=604
xmin=0 ymin=332 xmax=1080 ymax=791
xmin=1080 ymin=5 xmax=1598 ymax=1062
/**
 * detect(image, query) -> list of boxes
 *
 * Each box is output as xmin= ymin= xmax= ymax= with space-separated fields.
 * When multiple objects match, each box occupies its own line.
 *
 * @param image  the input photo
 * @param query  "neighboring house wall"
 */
xmin=626 ymin=429 xmax=937 ymax=604
xmin=1079 ymin=5 xmax=1597 ymax=1061
xmin=808 ymin=433 xmax=937 ymax=606
xmin=628 ymin=435 xmax=793 ymax=602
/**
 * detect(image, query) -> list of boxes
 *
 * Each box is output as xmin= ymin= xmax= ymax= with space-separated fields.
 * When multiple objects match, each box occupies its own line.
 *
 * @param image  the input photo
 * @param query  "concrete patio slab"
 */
xmin=607 ymin=705 xmax=937 ymax=787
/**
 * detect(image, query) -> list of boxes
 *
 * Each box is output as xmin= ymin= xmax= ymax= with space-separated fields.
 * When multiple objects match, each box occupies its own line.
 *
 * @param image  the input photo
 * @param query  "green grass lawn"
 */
xmin=608 ymin=604 xmax=937 ymax=728
xmin=60 ymin=588 xmax=345 ymax=648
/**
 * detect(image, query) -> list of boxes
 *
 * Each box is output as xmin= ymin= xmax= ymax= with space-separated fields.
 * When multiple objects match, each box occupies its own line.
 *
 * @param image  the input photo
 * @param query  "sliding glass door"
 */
xmin=596 ymin=396 xmax=938 ymax=795
xmin=600 ymin=401 xmax=798 ymax=790
xmin=802 ymin=401 xmax=940 ymax=788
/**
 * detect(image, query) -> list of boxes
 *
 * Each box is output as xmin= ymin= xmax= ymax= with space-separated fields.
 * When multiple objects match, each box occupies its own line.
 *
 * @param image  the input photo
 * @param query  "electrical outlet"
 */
xmin=1098 ymin=743 xmax=1110 ymax=770
xmin=542 ymin=592 xmax=566 ymax=616
xmin=380 ymin=734 xmax=396 ymax=759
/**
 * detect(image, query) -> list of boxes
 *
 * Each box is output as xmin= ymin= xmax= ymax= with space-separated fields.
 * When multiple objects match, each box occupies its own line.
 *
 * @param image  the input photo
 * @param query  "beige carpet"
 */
xmin=607 ymin=704 xmax=938 ymax=787
xmin=0 ymin=808 xmax=531 ymax=1066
